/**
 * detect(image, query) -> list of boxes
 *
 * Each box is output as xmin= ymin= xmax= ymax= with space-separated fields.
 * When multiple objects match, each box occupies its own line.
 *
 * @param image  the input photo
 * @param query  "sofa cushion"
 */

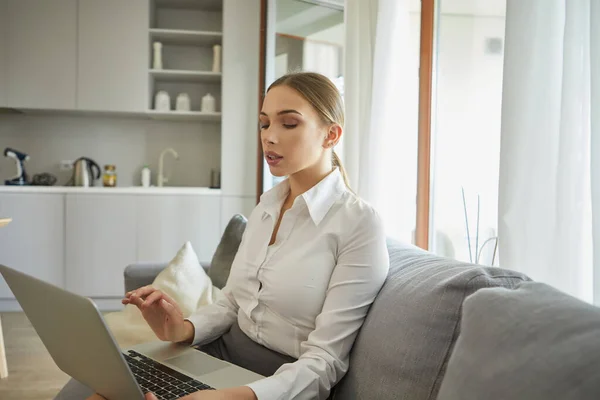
xmin=332 ymin=239 xmax=531 ymax=400
xmin=209 ymin=214 xmax=247 ymax=289
xmin=437 ymin=282 xmax=600 ymax=400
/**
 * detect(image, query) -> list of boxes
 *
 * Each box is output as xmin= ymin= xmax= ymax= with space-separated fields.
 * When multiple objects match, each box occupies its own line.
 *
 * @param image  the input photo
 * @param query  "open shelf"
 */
xmin=150 ymin=69 xmax=221 ymax=83
xmin=146 ymin=110 xmax=221 ymax=122
xmin=154 ymin=0 xmax=223 ymax=11
xmin=150 ymin=28 xmax=222 ymax=46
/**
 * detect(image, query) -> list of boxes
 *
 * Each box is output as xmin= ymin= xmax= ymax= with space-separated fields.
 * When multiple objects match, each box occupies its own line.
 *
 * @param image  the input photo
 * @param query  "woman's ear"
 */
xmin=323 ymin=124 xmax=342 ymax=148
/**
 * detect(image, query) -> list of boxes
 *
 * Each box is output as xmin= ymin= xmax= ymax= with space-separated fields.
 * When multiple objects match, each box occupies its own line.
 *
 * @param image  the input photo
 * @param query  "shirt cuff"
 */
xmin=246 ymin=375 xmax=289 ymax=400
xmin=184 ymin=313 xmax=225 ymax=347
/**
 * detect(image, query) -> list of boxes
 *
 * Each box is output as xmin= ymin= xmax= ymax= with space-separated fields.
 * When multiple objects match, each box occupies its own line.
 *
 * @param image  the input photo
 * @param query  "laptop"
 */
xmin=0 ymin=264 xmax=264 ymax=400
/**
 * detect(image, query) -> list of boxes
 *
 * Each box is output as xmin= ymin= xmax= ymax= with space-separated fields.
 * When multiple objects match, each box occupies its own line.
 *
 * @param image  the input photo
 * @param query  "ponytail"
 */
xmin=332 ymin=150 xmax=352 ymax=190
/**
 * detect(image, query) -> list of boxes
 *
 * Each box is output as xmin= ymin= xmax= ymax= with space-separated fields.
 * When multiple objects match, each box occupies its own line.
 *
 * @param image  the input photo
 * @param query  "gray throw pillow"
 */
xmin=332 ymin=240 xmax=531 ymax=400
xmin=208 ymin=214 xmax=247 ymax=289
xmin=437 ymin=282 xmax=600 ymax=400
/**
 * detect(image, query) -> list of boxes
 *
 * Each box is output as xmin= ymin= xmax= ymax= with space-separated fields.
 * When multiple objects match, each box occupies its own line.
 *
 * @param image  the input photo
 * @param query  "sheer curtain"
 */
xmin=499 ymin=0 xmax=599 ymax=303
xmin=344 ymin=0 xmax=418 ymax=241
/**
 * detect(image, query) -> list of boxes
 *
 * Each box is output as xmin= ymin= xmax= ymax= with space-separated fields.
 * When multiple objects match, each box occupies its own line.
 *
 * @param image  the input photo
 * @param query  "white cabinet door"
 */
xmin=137 ymin=196 xmax=221 ymax=265
xmin=0 ymin=194 xmax=65 ymax=299
xmin=77 ymin=0 xmax=149 ymax=112
xmin=0 ymin=0 xmax=7 ymax=107
xmin=65 ymin=194 xmax=137 ymax=297
xmin=5 ymin=0 xmax=77 ymax=109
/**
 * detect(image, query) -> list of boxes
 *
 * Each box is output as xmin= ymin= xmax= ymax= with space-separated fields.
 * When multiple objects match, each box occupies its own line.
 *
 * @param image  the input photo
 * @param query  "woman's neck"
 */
xmin=287 ymin=162 xmax=334 ymax=202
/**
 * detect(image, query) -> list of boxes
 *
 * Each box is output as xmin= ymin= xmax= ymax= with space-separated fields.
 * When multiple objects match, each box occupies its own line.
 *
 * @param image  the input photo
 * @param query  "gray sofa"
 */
xmin=57 ymin=215 xmax=600 ymax=399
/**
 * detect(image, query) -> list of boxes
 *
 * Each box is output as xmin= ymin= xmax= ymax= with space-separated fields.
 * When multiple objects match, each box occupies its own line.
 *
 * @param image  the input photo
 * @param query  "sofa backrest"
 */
xmin=209 ymin=214 xmax=247 ymax=289
xmin=332 ymin=239 xmax=531 ymax=400
xmin=437 ymin=282 xmax=600 ymax=400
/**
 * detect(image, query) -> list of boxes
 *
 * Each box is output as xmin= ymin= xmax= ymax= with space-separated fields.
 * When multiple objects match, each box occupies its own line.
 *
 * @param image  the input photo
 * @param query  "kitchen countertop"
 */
xmin=0 ymin=186 xmax=222 ymax=195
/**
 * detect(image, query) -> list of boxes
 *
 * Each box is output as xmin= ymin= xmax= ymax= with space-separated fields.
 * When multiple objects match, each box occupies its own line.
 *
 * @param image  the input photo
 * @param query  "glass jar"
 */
xmin=103 ymin=165 xmax=117 ymax=187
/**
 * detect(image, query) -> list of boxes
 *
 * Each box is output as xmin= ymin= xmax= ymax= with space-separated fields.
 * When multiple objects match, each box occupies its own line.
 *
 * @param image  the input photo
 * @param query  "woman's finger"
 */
xmin=128 ymin=285 xmax=158 ymax=300
xmin=145 ymin=392 xmax=158 ymax=400
xmin=142 ymin=290 xmax=164 ymax=309
xmin=127 ymin=293 xmax=145 ymax=308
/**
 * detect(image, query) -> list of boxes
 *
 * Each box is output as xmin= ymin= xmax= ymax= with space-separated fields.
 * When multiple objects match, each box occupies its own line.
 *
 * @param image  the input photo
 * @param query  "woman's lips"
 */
xmin=265 ymin=151 xmax=283 ymax=166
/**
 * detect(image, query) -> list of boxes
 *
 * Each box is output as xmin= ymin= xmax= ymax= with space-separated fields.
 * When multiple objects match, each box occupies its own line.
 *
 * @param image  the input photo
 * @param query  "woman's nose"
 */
xmin=261 ymin=128 xmax=277 ymax=145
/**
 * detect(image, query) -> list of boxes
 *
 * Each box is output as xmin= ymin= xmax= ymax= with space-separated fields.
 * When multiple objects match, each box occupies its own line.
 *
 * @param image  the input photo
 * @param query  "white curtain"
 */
xmin=499 ymin=0 xmax=599 ymax=303
xmin=344 ymin=0 xmax=417 ymax=241
xmin=591 ymin=0 xmax=600 ymax=303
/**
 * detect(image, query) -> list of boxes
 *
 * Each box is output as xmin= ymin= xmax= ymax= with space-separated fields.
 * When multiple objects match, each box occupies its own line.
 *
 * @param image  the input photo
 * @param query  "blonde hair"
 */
xmin=267 ymin=72 xmax=351 ymax=189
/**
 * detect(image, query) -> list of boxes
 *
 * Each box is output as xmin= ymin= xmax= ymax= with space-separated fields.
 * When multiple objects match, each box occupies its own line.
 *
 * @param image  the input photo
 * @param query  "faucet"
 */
xmin=157 ymin=148 xmax=179 ymax=187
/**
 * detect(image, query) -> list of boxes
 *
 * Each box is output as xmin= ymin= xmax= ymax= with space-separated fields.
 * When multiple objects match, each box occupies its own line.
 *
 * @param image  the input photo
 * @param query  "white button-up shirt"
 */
xmin=186 ymin=168 xmax=390 ymax=400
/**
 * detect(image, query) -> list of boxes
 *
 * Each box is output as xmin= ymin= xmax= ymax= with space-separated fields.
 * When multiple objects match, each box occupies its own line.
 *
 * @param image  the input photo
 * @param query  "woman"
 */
xmin=90 ymin=72 xmax=389 ymax=400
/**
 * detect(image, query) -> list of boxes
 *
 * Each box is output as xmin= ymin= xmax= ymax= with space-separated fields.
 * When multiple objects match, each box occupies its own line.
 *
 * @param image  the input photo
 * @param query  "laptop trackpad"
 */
xmin=165 ymin=352 xmax=227 ymax=376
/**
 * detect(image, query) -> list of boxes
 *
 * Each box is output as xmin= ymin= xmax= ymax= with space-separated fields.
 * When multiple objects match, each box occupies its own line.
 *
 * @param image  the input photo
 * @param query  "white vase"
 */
xmin=201 ymin=93 xmax=216 ymax=113
xmin=212 ymin=44 xmax=221 ymax=73
xmin=176 ymin=93 xmax=191 ymax=112
xmin=153 ymin=42 xmax=163 ymax=70
xmin=154 ymin=91 xmax=170 ymax=111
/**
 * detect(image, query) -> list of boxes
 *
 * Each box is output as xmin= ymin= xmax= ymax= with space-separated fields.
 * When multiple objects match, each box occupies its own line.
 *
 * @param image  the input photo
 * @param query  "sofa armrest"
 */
xmin=123 ymin=261 xmax=212 ymax=294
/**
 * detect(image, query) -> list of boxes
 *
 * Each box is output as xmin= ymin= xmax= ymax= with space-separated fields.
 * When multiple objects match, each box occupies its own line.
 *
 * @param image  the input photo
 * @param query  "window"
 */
xmin=429 ymin=0 xmax=506 ymax=265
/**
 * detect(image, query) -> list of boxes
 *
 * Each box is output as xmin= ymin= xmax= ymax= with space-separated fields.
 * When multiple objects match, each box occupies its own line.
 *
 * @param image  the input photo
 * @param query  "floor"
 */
xmin=0 ymin=312 xmax=70 ymax=400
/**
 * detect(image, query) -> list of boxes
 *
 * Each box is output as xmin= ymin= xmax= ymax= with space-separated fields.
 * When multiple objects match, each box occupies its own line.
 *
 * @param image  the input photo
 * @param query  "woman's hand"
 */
xmin=123 ymin=285 xmax=194 ymax=343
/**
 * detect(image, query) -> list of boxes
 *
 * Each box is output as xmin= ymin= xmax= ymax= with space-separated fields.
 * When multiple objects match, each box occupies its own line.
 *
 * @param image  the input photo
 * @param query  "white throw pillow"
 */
xmin=150 ymin=241 xmax=216 ymax=317
xmin=104 ymin=241 xmax=220 ymax=349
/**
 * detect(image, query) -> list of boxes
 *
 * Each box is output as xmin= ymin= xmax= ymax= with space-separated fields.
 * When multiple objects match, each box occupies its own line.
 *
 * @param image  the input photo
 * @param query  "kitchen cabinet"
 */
xmin=0 ymin=190 xmax=225 ymax=310
xmin=137 ymin=195 xmax=221 ymax=264
xmin=0 ymin=194 xmax=65 ymax=299
xmin=65 ymin=194 xmax=137 ymax=297
xmin=5 ymin=0 xmax=77 ymax=110
xmin=77 ymin=0 xmax=149 ymax=112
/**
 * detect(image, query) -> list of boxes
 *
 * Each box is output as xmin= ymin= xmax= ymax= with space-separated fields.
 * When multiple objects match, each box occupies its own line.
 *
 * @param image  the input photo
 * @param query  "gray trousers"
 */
xmin=54 ymin=322 xmax=296 ymax=399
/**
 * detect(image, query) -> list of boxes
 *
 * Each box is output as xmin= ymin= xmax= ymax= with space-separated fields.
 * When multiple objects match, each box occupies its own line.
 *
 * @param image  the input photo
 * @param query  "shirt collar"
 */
xmin=260 ymin=168 xmax=347 ymax=226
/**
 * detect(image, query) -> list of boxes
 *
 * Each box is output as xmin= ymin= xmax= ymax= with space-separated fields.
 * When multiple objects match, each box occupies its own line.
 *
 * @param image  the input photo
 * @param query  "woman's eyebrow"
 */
xmin=260 ymin=109 xmax=303 ymax=116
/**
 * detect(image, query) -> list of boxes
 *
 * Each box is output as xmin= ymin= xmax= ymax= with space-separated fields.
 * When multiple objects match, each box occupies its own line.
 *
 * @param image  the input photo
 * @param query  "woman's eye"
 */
xmin=283 ymin=124 xmax=297 ymax=129
xmin=260 ymin=124 xmax=270 ymax=130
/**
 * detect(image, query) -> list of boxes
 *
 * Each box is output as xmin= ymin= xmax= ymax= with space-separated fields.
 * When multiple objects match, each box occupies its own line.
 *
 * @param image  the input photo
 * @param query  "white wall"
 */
xmin=307 ymin=23 xmax=344 ymax=47
xmin=0 ymin=114 xmax=221 ymax=187
xmin=221 ymin=0 xmax=260 ymax=198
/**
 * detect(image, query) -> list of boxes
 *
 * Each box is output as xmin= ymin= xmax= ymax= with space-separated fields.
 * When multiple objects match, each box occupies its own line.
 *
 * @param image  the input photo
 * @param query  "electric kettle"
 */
xmin=72 ymin=157 xmax=101 ymax=187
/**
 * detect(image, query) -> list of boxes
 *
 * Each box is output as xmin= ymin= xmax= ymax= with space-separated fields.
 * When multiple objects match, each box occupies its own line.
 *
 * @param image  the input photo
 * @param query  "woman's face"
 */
xmin=260 ymin=85 xmax=330 ymax=177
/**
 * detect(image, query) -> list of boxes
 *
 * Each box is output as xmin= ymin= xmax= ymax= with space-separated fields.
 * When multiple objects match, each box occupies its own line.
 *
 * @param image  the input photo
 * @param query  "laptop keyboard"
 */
xmin=124 ymin=350 xmax=215 ymax=400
